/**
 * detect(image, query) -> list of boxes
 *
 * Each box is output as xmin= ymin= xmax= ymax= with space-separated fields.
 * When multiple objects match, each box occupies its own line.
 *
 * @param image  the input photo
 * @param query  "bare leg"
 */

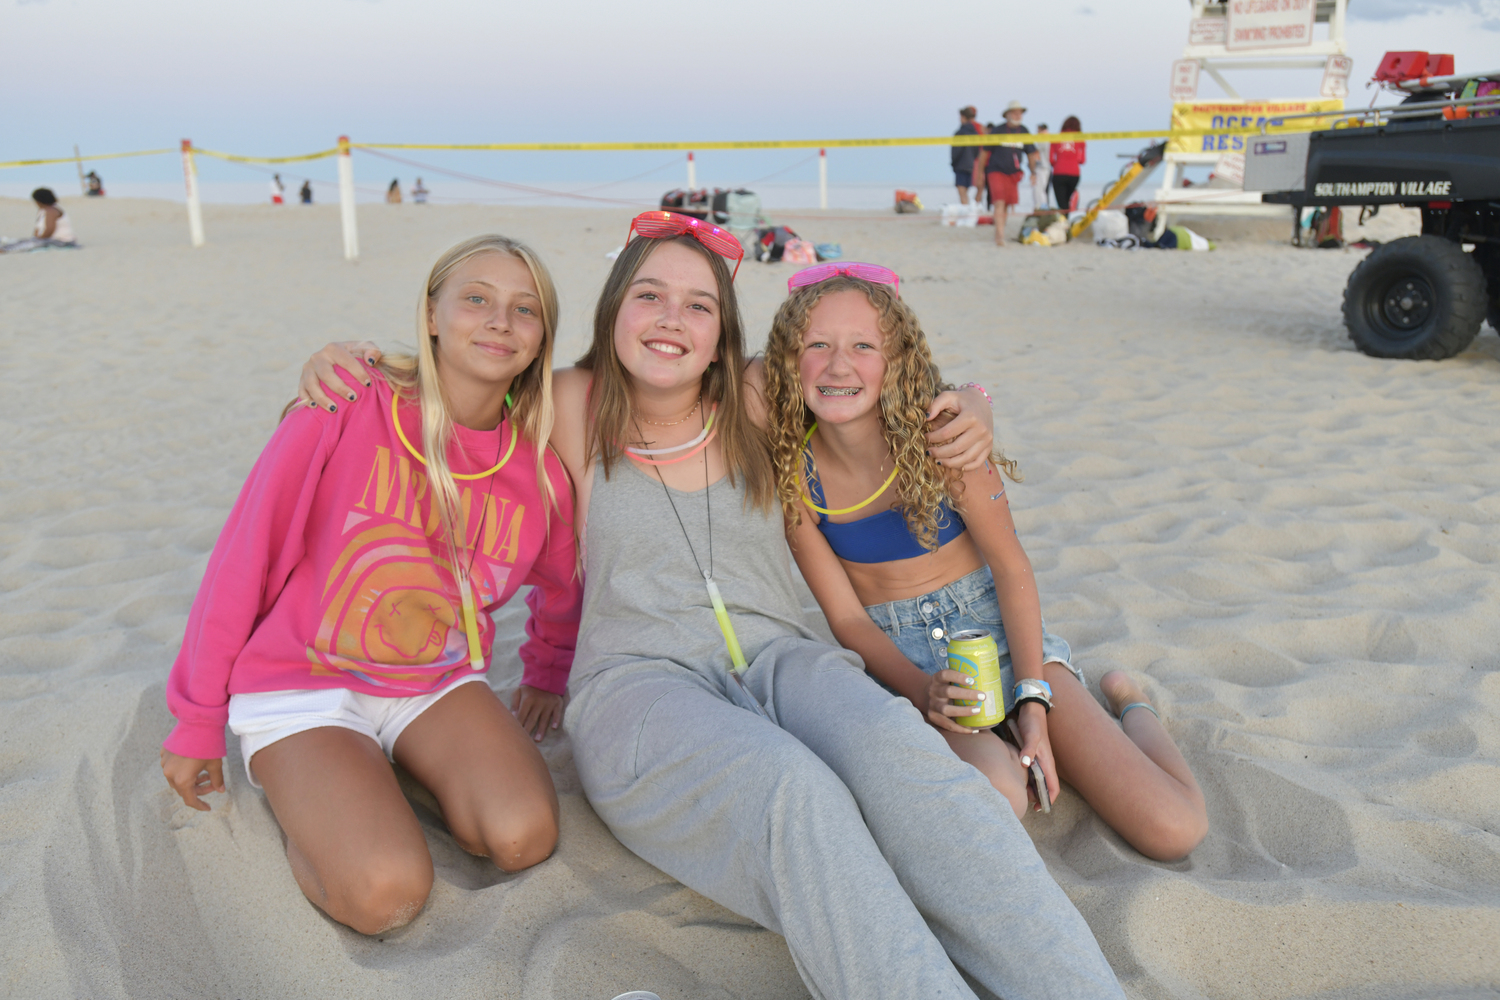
xmin=941 ymin=728 xmax=1029 ymax=820
xmin=1043 ymin=665 xmax=1208 ymax=860
xmin=394 ymin=682 xmax=559 ymax=872
xmin=994 ymin=203 xmax=1010 ymax=245
xmin=957 ymin=186 xmax=970 ymax=206
xmin=252 ymin=728 xmax=433 ymax=934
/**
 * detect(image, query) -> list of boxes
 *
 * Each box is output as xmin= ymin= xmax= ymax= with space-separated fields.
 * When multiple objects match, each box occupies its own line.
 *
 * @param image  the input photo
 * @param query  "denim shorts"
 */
xmin=863 ymin=566 xmax=1081 ymax=715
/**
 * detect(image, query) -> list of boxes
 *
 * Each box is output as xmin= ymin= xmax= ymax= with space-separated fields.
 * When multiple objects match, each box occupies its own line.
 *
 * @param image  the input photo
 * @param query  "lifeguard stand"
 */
xmin=1156 ymin=0 xmax=1350 ymax=225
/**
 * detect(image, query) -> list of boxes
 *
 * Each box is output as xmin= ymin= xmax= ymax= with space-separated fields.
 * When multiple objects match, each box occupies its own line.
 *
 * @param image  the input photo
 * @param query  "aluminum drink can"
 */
xmin=946 ymin=629 xmax=1004 ymax=728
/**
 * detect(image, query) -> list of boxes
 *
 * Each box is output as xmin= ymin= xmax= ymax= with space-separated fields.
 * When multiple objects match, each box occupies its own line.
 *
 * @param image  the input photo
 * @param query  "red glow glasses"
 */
xmin=786 ymin=262 xmax=901 ymax=298
xmin=627 ymin=211 xmax=745 ymax=279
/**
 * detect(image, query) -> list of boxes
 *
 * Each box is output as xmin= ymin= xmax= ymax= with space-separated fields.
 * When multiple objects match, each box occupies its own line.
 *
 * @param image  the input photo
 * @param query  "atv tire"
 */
xmin=1342 ymin=236 xmax=1487 ymax=360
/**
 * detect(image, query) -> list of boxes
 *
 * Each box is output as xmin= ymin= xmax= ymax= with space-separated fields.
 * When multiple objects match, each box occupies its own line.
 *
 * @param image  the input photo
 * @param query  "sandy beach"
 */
xmin=2 ymin=194 xmax=1497 ymax=1000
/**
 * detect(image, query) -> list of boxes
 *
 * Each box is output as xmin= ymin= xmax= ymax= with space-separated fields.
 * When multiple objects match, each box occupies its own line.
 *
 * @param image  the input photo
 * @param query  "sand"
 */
xmin=2 ymin=195 xmax=1498 ymax=1000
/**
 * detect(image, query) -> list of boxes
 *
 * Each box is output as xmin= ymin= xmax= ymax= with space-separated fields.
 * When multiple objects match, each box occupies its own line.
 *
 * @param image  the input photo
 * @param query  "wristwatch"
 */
xmin=1013 ymin=678 xmax=1053 ymax=713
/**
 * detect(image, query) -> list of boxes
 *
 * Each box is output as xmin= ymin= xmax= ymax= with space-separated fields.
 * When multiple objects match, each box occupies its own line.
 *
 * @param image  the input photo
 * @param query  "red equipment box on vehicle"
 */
xmin=1374 ymin=51 xmax=1455 ymax=83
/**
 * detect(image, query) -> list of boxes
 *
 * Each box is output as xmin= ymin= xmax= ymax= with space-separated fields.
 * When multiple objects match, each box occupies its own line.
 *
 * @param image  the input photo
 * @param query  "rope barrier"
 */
xmin=0 ymin=148 xmax=174 ymax=169
xmin=354 ymin=121 xmax=1339 ymax=154
xmin=0 ymin=118 xmax=1355 ymax=174
xmin=193 ymin=146 xmax=339 ymax=165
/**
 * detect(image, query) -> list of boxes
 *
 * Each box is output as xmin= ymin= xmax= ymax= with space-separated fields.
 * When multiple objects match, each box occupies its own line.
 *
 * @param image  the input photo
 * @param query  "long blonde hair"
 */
xmin=576 ymin=234 xmax=774 ymax=510
xmin=762 ymin=276 xmax=1020 ymax=550
xmin=380 ymin=235 xmax=561 ymax=557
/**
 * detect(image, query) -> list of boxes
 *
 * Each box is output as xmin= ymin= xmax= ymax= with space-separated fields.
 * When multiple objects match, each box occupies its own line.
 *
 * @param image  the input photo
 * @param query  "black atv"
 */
xmin=1260 ymin=75 xmax=1500 ymax=360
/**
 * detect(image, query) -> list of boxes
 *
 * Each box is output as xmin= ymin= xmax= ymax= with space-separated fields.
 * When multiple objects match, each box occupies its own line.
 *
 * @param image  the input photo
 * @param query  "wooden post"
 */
xmin=819 ymin=148 xmax=828 ymax=210
xmin=338 ymin=135 xmax=359 ymax=261
xmin=687 ymin=150 xmax=696 ymax=191
xmin=181 ymin=140 xmax=205 ymax=248
xmin=74 ymin=145 xmax=86 ymax=195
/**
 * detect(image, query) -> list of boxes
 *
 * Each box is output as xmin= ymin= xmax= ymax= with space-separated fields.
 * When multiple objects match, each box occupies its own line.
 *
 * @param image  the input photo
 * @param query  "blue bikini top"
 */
xmin=803 ymin=450 xmax=966 ymax=563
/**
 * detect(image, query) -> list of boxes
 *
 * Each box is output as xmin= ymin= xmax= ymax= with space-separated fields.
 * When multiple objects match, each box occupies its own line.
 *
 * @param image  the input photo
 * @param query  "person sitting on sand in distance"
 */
xmin=0 ymin=188 xmax=79 ymax=254
xmin=760 ymin=263 xmax=1208 ymax=860
xmin=161 ymin=235 xmax=582 ymax=935
xmin=294 ymin=212 xmax=1125 ymax=999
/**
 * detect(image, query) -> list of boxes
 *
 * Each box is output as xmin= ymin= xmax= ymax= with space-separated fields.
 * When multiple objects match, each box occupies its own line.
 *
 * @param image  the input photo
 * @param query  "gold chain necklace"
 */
xmin=639 ymin=397 xmax=701 ymax=427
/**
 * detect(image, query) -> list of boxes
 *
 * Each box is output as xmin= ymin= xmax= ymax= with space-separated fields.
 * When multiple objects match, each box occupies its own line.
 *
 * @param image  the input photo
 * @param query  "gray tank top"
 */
xmin=570 ymin=459 xmax=819 ymax=690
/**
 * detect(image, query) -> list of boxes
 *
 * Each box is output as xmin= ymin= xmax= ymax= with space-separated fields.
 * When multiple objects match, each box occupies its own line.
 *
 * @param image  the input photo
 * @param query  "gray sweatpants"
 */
xmin=568 ymin=636 xmax=1124 ymax=1000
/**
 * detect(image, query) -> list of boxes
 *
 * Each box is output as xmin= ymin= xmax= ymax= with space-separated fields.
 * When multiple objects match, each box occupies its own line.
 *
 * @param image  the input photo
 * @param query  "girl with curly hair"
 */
xmin=762 ymin=264 xmax=1208 ymax=861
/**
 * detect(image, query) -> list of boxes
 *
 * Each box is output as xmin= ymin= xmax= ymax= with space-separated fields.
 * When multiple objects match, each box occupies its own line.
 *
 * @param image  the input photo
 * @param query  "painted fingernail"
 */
xmin=965 ymin=677 xmax=975 ymax=686
xmin=328 ymin=404 xmax=337 ymax=412
xmin=365 ymin=380 xmax=373 ymax=386
xmin=977 ymin=692 xmax=986 ymax=700
xmin=1021 ymin=755 xmax=1032 ymax=766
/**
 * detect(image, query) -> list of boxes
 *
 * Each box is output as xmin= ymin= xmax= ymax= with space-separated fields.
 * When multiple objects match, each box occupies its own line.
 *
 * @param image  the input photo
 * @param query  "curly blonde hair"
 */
xmin=762 ymin=275 xmax=1020 ymax=551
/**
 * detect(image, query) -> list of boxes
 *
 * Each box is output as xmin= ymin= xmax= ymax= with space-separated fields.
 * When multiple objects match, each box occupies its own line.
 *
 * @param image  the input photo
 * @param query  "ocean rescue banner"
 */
xmin=1168 ymin=99 xmax=1344 ymax=154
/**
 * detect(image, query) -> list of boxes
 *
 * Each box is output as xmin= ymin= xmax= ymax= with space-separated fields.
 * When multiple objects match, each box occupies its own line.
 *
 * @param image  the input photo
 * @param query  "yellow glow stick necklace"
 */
xmin=391 ymin=391 xmax=516 ymax=479
xmin=637 ymin=411 xmax=748 ymax=674
xmin=799 ymin=423 xmax=899 ymax=516
xmin=392 ymin=390 xmax=514 ymax=669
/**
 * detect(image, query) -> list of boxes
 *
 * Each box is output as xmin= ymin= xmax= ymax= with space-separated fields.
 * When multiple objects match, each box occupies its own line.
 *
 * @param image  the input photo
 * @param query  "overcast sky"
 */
xmin=4 ymin=0 xmax=1497 ymax=193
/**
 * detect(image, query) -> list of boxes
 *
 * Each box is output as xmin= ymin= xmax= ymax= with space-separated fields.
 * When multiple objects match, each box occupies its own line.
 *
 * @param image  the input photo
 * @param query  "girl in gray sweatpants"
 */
xmin=567 ymin=460 xmax=1124 ymax=1000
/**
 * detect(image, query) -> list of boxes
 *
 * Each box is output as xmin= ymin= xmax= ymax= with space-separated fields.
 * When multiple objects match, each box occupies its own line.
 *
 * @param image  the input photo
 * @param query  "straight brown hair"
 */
xmin=575 ymin=234 xmax=773 ymax=510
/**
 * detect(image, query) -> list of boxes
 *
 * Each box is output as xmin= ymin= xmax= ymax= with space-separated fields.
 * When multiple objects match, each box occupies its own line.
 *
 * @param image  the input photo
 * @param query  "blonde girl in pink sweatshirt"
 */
xmin=160 ymin=235 xmax=582 ymax=935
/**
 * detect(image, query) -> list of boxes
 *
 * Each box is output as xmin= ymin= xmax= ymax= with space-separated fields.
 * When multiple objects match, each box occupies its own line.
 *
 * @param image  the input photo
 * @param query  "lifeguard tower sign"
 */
xmin=1226 ymin=0 xmax=1315 ymax=51
xmin=1155 ymin=0 xmax=1350 ymax=227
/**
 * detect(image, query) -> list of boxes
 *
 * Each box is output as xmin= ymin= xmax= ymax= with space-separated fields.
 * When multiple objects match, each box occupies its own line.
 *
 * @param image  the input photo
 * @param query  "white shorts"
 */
xmin=227 ymin=674 xmax=490 ymax=787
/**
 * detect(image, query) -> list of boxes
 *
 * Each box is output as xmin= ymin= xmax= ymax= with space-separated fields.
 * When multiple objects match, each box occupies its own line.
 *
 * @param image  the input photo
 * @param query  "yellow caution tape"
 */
xmin=0 ymin=120 xmax=1347 ymax=173
xmin=193 ymin=146 xmax=340 ymax=164
xmin=357 ymin=121 xmax=1337 ymax=153
xmin=0 ymin=148 xmax=175 ymax=169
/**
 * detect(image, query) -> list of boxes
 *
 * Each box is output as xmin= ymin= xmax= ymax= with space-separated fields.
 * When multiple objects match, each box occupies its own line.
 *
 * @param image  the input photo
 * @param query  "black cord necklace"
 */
xmin=634 ymin=402 xmax=747 ymax=673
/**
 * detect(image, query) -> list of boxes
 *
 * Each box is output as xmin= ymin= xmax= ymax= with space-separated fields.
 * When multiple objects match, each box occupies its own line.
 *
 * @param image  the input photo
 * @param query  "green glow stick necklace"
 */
xmin=637 ymin=408 xmax=748 ymax=674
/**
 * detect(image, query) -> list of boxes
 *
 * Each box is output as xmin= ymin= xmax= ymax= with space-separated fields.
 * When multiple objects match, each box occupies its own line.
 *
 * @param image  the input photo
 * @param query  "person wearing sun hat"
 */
xmin=975 ymin=100 xmax=1039 ymax=246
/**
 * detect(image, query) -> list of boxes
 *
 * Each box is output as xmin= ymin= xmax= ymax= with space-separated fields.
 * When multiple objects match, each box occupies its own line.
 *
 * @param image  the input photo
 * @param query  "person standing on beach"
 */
xmin=1031 ymin=124 xmax=1052 ymax=209
xmin=270 ymin=174 xmax=285 ymax=205
xmin=1050 ymin=116 xmax=1086 ymax=212
xmin=299 ymin=179 xmax=313 ymax=205
xmin=974 ymin=100 xmax=1039 ymax=246
xmin=951 ymin=106 xmax=982 ymax=206
xmin=412 ymin=178 xmax=430 ymax=204
xmin=85 ymin=170 xmax=104 ymax=196
xmin=161 ymin=235 xmax=582 ymax=935
xmin=387 ymin=179 xmax=403 ymax=204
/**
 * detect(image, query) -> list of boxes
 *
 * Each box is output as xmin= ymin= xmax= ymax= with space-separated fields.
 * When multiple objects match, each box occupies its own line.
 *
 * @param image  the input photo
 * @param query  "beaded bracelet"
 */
xmin=958 ymin=382 xmax=993 ymax=408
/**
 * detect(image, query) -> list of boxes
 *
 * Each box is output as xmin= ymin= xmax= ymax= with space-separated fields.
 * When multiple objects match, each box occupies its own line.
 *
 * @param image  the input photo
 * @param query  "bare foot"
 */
xmin=1099 ymin=670 xmax=1148 ymax=719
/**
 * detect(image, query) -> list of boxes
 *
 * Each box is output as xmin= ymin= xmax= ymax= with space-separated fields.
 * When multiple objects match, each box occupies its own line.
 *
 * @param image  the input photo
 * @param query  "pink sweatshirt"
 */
xmin=164 ymin=375 xmax=581 ymax=760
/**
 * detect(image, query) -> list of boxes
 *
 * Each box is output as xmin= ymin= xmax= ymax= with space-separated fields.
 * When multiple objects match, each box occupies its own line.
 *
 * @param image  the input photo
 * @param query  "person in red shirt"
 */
xmin=1049 ymin=116 xmax=1086 ymax=212
xmin=974 ymin=100 xmax=1039 ymax=246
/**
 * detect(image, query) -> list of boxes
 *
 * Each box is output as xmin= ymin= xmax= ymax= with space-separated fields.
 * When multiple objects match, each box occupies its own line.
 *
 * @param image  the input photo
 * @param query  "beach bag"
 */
xmin=941 ymin=203 xmax=980 ymax=227
xmin=1091 ymin=209 xmax=1129 ymax=241
xmin=755 ymin=225 xmax=799 ymax=262
xmin=1042 ymin=218 xmax=1069 ymax=244
xmin=1149 ymin=226 xmax=1212 ymax=250
xmin=895 ymin=190 xmax=923 ymax=214
xmin=783 ymin=238 xmax=818 ymax=264
xmin=1311 ymin=207 xmax=1343 ymax=248
xmin=1124 ymin=203 xmax=1157 ymax=241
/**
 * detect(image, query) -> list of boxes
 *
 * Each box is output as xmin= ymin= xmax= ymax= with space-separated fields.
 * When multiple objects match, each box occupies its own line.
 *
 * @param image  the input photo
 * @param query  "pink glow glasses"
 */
xmin=627 ymin=210 xmax=745 ymax=279
xmin=786 ymin=262 xmax=901 ymax=297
